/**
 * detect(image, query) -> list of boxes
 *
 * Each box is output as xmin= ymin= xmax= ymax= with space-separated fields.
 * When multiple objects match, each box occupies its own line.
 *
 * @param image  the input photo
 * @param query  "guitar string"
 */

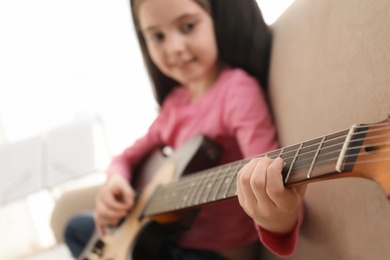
xmin=175 ymin=144 xmax=390 ymax=187
xmin=226 ymin=156 xmax=390 ymax=190
xmin=276 ymin=144 xmax=390 ymax=169
xmin=145 ymin=124 xmax=390 ymax=213
xmin=255 ymin=126 xmax=390 ymax=163
xmin=145 ymin=155 xmax=390 ymax=215
xmin=165 ymin=150 xmax=390 ymax=197
xmin=274 ymin=124 xmax=390 ymax=159
xmin=275 ymin=124 xmax=390 ymax=156
xmin=295 ymin=131 xmax=388 ymax=157
xmin=149 ymin=143 xmax=390 ymax=208
xmin=147 ymin=162 xmax=390 ymax=215
xmin=174 ymin=135 xmax=390 ymax=187
xmin=173 ymin=124 xmax=390 ymax=183
xmin=149 ymin=123 xmax=389 ymax=187
xmin=185 ymin=124 xmax=390 ymax=179
xmin=146 ymin=153 xmax=390 ymax=215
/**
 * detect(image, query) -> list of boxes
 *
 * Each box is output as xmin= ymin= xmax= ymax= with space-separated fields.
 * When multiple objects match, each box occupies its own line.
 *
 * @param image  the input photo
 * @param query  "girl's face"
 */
xmin=138 ymin=0 xmax=219 ymax=87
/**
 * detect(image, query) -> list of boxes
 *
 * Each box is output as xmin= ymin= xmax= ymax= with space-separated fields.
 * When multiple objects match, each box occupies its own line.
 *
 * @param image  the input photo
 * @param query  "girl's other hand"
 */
xmin=94 ymin=173 xmax=135 ymax=236
xmin=237 ymin=157 xmax=306 ymax=234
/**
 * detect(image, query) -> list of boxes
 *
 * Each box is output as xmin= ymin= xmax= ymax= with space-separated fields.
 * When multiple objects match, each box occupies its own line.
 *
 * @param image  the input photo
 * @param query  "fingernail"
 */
xmin=274 ymin=157 xmax=284 ymax=166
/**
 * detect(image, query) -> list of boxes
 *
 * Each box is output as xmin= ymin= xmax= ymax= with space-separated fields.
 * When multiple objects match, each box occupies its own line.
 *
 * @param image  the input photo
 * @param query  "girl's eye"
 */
xmin=181 ymin=22 xmax=195 ymax=33
xmin=151 ymin=32 xmax=164 ymax=42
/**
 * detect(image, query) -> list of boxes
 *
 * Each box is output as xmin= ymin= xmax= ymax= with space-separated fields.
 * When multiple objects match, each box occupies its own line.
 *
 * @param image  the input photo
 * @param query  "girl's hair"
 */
xmin=130 ymin=0 xmax=272 ymax=106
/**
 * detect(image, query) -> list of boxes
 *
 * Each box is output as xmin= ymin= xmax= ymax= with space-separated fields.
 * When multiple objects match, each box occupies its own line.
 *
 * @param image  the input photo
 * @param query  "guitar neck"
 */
xmin=143 ymin=124 xmax=370 ymax=217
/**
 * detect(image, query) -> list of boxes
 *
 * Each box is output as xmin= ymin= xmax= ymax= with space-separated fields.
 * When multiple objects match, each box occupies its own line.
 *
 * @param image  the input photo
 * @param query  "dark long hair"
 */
xmin=130 ymin=0 xmax=272 ymax=106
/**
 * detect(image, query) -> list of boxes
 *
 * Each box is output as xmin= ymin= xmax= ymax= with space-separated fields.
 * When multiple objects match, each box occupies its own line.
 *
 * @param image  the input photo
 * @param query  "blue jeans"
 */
xmin=64 ymin=214 xmax=95 ymax=259
xmin=63 ymin=214 xmax=226 ymax=259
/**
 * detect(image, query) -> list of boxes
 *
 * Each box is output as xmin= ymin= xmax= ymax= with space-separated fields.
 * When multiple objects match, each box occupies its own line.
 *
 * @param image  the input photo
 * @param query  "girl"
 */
xmin=64 ymin=0 xmax=304 ymax=259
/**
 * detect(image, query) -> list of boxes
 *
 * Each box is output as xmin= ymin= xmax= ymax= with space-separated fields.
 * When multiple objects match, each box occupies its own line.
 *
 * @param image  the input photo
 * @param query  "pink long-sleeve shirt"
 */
xmin=107 ymin=68 xmax=300 ymax=256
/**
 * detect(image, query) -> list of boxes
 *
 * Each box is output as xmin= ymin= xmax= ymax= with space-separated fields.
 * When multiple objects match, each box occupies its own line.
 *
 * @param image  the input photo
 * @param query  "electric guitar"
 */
xmin=79 ymin=115 xmax=390 ymax=260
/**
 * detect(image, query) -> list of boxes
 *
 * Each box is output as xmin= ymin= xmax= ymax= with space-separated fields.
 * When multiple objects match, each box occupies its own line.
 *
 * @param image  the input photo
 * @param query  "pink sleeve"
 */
xmin=257 ymin=205 xmax=304 ymax=257
xmin=106 ymin=112 xmax=164 ymax=181
xmin=224 ymin=71 xmax=303 ymax=256
xmin=224 ymin=72 xmax=278 ymax=158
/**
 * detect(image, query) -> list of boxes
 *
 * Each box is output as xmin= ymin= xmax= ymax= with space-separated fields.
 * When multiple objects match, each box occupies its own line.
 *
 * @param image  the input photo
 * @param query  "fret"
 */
xmin=145 ymin=179 xmax=184 ymax=215
xmin=159 ymin=188 xmax=170 ymax=212
xmin=218 ymin=176 xmax=231 ymax=200
xmin=215 ymin=171 xmax=234 ymax=200
xmin=284 ymin=143 xmax=303 ymax=183
xmin=175 ymin=175 xmax=196 ymax=208
xmin=223 ymin=163 xmax=242 ymax=198
xmin=146 ymin=185 xmax=167 ymax=215
xmin=307 ymin=136 xmax=326 ymax=178
xmin=267 ymin=148 xmax=283 ymax=159
xmin=228 ymin=180 xmax=238 ymax=198
xmin=183 ymin=178 xmax=197 ymax=207
xmin=200 ymin=179 xmax=214 ymax=203
xmin=281 ymin=139 xmax=320 ymax=184
xmin=309 ymin=131 xmax=348 ymax=179
xmin=203 ymin=168 xmax=224 ymax=203
xmin=211 ymin=164 xmax=232 ymax=201
xmin=193 ymin=169 xmax=213 ymax=205
xmin=278 ymin=147 xmax=294 ymax=182
xmin=172 ymin=184 xmax=184 ymax=210
xmin=286 ymin=130 xmax=348 ymax=184
xmin=277 ymin=148 xmax=285 ymax=158
xmin=225 ymin=171 xmax=240 ymax=198
xmin=180 ymin=176 xmax=198 ymax=208
xmin=155 ymin=187 xmax=167 ymax=212
xmin=200 ymin=168 xmax=221 ymax=203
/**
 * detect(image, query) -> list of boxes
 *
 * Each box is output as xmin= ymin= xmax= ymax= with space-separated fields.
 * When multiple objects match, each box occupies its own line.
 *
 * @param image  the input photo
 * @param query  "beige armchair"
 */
xmin=261 ymin=0 xmax=390 ymax=259
xmin=50 ymin=184 xmax=101 ymax=244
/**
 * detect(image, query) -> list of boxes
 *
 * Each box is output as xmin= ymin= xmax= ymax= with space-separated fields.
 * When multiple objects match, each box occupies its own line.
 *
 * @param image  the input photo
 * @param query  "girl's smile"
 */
xmin=168 ymin=53 xmax=196 ymax=69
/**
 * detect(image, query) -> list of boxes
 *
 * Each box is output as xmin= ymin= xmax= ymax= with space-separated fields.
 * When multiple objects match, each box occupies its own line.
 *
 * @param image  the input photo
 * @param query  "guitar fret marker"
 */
xmin=336 ymin=125 xmax=357 ymax=172
xmin=307 ymin=136 xmax=326 ymax=178
xmin=201 ymin=181 xmax=214 ymax=203
xmin=223 ymin=177 xmax=232 ymax=198
xmin=183 ymin=180 xmax=197 ymax=207
xmin=221 ymin=177 xmax=231 ymax=199
xmin=223 ymin=164 xmax=241 ymax=198
xmin=212 ymin=165 xmax=231 ymax=200
xmin=202 ymin=169 xmax=221 ymax=203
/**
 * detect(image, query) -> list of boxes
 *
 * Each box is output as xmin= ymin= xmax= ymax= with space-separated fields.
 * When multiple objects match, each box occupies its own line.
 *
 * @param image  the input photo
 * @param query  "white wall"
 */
xmin=0 ymin=0 xmax=294 ymax=153
xmin=0 ymin=0 xmax=157 ymax=155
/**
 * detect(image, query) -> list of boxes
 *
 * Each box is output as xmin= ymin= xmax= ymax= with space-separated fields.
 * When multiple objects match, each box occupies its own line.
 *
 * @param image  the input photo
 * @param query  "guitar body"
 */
xmin=78 ymin=135 xmax=222 ymax=260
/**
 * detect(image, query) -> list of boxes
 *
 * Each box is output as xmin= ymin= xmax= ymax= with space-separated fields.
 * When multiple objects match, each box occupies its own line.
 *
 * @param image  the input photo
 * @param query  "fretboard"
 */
xmin=143 ymin=125 xmax=368 ymax=217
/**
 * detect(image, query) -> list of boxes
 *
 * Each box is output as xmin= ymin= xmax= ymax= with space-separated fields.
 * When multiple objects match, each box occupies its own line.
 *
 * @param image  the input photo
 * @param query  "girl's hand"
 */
xmin=237 ymin=157 xmax=306 ymax=234
xmin=94 ymin=173 xmax=135 ymax=236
